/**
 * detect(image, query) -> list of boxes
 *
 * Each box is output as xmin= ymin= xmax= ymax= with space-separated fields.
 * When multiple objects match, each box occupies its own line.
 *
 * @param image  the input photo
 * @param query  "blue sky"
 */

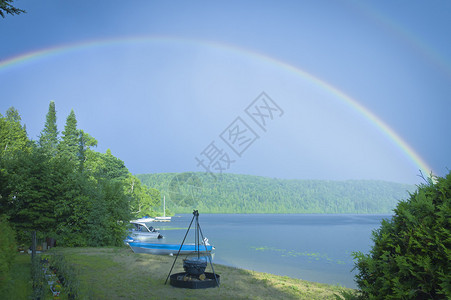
xmin=1 ymin=0 xmax=450 ymax=184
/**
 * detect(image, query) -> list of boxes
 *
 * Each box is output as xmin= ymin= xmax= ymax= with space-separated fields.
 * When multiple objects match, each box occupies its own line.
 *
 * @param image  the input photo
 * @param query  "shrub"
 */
xmin=353 ymin=171 xmax=451 ymax=299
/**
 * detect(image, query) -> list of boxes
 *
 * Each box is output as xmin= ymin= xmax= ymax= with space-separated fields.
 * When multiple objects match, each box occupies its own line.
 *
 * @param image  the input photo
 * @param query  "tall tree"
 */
xmin=59 ymin=109 xmax=79 ymax=167
xmin=39 ymin=101 xmax=59 ymax=156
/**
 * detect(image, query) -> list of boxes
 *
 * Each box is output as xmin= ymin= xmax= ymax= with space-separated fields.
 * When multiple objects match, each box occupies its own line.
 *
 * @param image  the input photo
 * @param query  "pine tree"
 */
xmin=0 ymin=0 xmax=26 ymax=18
xmin=59 ymin=109 xmax=80 ymax=167
xmin=39 ymin=101 xmax=59 ymax=156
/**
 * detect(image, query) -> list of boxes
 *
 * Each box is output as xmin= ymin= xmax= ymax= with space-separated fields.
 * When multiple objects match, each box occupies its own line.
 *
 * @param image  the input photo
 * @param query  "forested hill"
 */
xmin=137 ymin=173 xmax=415 ymax=214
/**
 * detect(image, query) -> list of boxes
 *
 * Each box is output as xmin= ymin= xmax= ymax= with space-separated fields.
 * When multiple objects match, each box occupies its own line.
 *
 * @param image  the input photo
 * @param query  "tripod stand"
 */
xmin=165 ymin=210 xmax=219 ymax=287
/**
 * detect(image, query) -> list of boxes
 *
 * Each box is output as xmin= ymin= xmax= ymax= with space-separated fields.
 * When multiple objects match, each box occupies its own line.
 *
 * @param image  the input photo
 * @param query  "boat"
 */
xmin=127 ymin=238 xmax=214 ymax=255
xmin=154 ymin=196 xmax=172 ymax=222
xmin=154 ymin=216 xmax=171 ymax=222
xmin=127 ymin=221 xmax=163 ymax=241
xmin=133 ymin=216 xmax=155 ymax=223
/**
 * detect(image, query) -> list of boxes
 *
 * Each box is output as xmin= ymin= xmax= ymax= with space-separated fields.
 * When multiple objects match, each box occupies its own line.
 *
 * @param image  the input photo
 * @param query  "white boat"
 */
xmin=127 ymin=221 xmax=163 ymax=241
xmin=133 ymin=216 xmax=155 ymax=223
xmin=154 ymin=216 xmax=171 ymax=222
xmin=154 ymin=196 xmax=172 ymax=222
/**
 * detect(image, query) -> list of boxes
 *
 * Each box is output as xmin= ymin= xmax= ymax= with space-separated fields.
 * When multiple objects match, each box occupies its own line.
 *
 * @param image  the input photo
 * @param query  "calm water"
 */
xmin=150 ymin=213 xmax=390 ymax=288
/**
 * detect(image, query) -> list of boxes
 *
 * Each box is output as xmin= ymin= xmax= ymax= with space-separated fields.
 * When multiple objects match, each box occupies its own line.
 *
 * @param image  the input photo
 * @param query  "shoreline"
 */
xmin=169 ymin=212 xmax=394 ymax=215
xmin=48 ymin=247 xmax=356 ymax=299
xmin=213 ymin=260 xmax=358 ymax=290
xmin=156 ymin=213 xmax=378 ymax=289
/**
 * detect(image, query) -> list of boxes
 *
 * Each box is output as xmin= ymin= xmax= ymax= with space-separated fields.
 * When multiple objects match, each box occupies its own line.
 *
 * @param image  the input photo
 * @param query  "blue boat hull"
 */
xmin=128 ymin=242 xmax=214 ymax=255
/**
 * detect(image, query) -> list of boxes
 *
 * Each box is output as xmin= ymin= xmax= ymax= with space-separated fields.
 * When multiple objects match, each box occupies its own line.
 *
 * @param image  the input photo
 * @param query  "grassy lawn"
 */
xmin=0 ymin=254 xmax=32 ymax=299
xmin=54 ymin=247 xmax=355 ymax=299
xmin=4 ymin=247 xmax=357 ymax=299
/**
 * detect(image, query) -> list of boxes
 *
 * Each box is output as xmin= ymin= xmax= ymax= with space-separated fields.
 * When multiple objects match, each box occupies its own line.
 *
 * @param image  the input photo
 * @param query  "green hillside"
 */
xmin=136 ymin=172 xmax=415 ymax=214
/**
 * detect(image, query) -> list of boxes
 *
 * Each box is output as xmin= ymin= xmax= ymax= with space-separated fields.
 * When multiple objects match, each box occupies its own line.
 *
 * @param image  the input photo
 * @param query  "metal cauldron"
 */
xmin=183 ymin=257 xmax=207 ymax=276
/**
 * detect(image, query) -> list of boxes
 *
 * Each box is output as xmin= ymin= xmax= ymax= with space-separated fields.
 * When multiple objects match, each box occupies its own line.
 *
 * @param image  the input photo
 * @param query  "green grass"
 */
xmin=0 ymin=254 xmax=32 ymax=300
xmin=55 ymin=247 xmax=356 ymax=299
xmin=4 ymin=248 xmax=358 ymax=299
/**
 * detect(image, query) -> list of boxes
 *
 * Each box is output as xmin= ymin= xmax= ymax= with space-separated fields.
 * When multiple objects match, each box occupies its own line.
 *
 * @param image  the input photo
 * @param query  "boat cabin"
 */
xmin=130 ymin=221 xmax=156 ymax=233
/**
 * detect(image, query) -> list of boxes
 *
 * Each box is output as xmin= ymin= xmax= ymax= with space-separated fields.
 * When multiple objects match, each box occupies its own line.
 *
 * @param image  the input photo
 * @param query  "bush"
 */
xmin=0 ymin=215 xmax=17 ymax=290
xmin=353 ymin=172 xmax=451 ymax=299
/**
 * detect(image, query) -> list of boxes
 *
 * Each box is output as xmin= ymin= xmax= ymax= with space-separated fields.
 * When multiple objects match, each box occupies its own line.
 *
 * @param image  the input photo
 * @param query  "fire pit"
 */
xmin=169 ymin=272 xmax=220 ymax=289
xmin=166 ymin=210 xmax=220 ymax=289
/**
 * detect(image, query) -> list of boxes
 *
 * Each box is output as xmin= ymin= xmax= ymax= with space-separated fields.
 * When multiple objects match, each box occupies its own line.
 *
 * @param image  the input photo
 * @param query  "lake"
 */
xmin=150 ymin=213 xmax=390 ymax=289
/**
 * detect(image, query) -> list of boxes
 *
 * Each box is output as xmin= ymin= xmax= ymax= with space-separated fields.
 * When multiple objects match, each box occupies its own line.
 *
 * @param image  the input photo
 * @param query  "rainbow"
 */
xmin=0 ymin=35 xmax=434 ymax=176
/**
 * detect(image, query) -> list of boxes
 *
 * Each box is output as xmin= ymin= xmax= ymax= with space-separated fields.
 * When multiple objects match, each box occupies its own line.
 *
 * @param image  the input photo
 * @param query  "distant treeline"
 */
xmin=137 ymin=172 xmax=415 ymax=214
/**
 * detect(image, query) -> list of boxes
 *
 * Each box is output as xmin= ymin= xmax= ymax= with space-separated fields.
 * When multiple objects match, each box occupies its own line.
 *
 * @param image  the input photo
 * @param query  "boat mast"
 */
xmin=163 ymin=195 xmax=166 ymax=218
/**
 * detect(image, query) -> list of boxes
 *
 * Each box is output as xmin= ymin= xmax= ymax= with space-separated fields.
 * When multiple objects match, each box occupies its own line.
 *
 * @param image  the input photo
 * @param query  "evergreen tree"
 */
xmin=353 ymin=172 xmax=451 ymax=299
xmin=59 ymin=109 xmax=79 ymax=167
xmin=0 ymin=0 xmax=26 ymax=18
xmin=38 ymin=101 xmax=59 ymax=156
